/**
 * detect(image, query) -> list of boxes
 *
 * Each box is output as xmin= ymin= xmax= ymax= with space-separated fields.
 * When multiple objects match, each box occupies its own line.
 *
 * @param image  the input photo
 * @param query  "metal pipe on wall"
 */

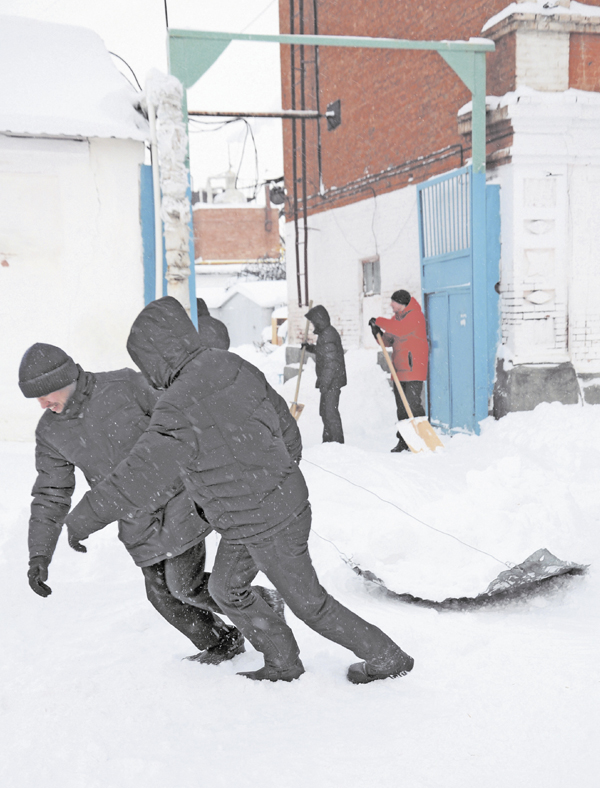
xmin=290 ymin=0 xmax=302 ymax=307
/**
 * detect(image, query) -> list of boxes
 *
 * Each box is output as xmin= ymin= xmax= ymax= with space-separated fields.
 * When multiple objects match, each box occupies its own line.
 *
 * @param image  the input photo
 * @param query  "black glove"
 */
xmin=28 ymin=555 xmax=52 ymax=597
xmin=68 ymin=531 xmax=87 ymax=553
xmin=369 ymin=318 xmax=383 ymax=338
xmin=301 ymin=342 xmax=315 ymax=353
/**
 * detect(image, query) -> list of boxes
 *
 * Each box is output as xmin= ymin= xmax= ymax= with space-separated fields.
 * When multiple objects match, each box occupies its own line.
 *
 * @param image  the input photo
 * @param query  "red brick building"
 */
xmin=278 ymin=0 xmax=600 ymax=427
xmin=279 ymin=0 xmax=600 ymax=213
xmin=193 ymin=205 xmax=281 ymax=263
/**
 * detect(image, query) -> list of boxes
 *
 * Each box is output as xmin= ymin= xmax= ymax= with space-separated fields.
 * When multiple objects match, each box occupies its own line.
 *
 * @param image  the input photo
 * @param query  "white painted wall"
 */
xmin=285 ymin=185 xmax=422 ymax=348
xmin=569 ymin=162 xmax=600 ymax=371
xmin=0 ymin=135 xmax=146 ymax=441
xmin=494 ymin=90 xmax=600 ymax=372
xmin=516 ymin=30 xmax=570 ymax=92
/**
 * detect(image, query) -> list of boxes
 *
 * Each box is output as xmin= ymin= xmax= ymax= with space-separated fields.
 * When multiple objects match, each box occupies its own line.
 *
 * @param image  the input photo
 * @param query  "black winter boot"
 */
xmin=347 ymin=650 xmax=414 ymax=685
xmin=237 ymin=658 xmax=305 ymax=683
xmin=185 ymin=627 xmax=245 ymax=665
xmin=391 ymin=432 xmax=409 ymax=453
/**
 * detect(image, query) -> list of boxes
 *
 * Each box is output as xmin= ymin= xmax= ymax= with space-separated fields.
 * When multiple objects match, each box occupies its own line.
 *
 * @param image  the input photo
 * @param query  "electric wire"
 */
xmin=189 ymin=117 xmax=241 ymax=132
xmin=234 ymin=119 xmax=260 ymax=201
xmin=301 ymin=457 xmax=512 ymax=569
xmin=235 ymin=123 xmax=250 ymax=188
xmin=108 ymin=52 xmax=142 ymax=91
xmin=241 ymin=0 xmax=278 ymax=32
xmin=189 ymin=117 xmax=260 ymax=201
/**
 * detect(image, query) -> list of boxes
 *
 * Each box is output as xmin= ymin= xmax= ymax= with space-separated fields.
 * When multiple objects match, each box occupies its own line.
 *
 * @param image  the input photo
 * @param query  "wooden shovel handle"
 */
xmin=291 ymin=300 xmax=313 ymax=408
xmin=375 ymin=332 xmax=415 ymax=421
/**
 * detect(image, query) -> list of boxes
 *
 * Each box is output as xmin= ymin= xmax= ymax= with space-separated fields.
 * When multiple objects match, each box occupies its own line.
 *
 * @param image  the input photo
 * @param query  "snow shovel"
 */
xmin=289 ymin=300 xmax=313 ymax=420
xmin=376 ymin=332 xmax=443 ymax=453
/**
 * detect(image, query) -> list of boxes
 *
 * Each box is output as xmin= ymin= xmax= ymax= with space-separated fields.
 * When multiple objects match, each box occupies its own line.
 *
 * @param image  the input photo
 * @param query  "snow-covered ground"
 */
xmin=1 ymin=345 xmax=599 ymax=787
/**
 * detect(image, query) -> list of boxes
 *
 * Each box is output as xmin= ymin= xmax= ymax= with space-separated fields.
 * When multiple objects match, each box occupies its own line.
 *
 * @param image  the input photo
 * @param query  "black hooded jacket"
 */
xmin=66 ymin=297 xmax=307 ymax=545
xmin=196 ymin=298 xmax=230 ymax=350
xmin=30 ymin=367 xmax=210 ymax=566
xmin=304 ymin=305 xmax=347 ymax=390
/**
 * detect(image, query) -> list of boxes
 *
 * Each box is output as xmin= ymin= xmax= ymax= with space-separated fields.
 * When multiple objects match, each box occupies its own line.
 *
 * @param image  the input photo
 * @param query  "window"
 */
xmin=362 ymin=256 xmax=381 ymax=296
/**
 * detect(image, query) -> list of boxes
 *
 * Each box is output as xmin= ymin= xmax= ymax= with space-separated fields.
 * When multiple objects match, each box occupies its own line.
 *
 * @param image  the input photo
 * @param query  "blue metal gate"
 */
xmin=418 ymin=166 xmax=500 ymax=434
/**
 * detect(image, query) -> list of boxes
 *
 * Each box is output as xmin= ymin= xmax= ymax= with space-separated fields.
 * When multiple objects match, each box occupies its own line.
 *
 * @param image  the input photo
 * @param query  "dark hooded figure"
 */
xmin=18 ymin=342 xmax=283 ymax=666
xmin=196 ymin=297 xmax=230 ymax=350
xmin=302 ymin=305 xmax=347 ymax=444
xmin=65 ymin=296 xmax=414 ymax=685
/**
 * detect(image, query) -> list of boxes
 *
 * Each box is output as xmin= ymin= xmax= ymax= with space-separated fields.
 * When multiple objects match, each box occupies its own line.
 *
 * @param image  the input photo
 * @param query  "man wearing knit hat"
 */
xmin=369 ymin=289 xmax=429 ymax=452
xmin=18 ymin=342 xmax=282 ymax=665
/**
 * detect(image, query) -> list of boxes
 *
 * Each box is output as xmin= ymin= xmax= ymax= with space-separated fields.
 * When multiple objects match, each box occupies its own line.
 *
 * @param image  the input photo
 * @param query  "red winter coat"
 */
xmin=375 ymin=298 xmax=429 ymax=382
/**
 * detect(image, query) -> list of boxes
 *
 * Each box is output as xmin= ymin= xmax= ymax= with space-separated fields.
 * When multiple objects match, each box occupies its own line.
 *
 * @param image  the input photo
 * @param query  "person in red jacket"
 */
xmin=370 ymin=289 xmax=429 ymax=452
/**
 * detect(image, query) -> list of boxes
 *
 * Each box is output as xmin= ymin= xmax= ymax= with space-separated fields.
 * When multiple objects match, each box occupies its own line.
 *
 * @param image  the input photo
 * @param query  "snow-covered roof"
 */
xmin=458 ymin=86 xmax=600 ymax=116
xmin=234 ymin=281 xmax=288 ymax=309
xmin=198 ymin=280 xmax=288 ymax=310
xmin=483 ymin=1 xmax=600 ymax=33
xmin=0 ymin=15 xmax=148 ymax=141
xmin=271 ymin=305 xmax=288 ymax=319
xmin=199 ymin=287 xmax=230 ymax=309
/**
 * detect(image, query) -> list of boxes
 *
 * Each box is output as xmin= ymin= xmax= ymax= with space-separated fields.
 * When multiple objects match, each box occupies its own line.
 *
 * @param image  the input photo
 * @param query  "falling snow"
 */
xmin=1 ymin=345 xmax=599 ymax=787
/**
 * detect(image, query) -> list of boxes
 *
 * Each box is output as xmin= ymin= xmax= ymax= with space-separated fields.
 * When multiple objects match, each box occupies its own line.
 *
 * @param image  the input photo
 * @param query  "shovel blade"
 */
xmin=397 ymin=417 xmax=443 ymax=453
xmin=415 ymin=419 xmax=444 ymax=451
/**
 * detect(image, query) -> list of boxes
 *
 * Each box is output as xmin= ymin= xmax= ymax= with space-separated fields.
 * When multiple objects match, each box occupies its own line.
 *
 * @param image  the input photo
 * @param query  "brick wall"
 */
xmin=279 ymin=0 xmax=511 ymax=214
xmin=570 ymin=33 xmax=600 ymax=91
xmin=279 ymin=1 xmax=600 ymax=216
xmin=193 ymin=206 xmax=280 ymax=261
xmin=487 ymin=31 xmax=517 ymax=97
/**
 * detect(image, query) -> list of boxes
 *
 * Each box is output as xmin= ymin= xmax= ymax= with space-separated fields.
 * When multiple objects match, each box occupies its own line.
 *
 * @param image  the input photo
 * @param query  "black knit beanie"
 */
xmin=391 ymin=289 xmax=411 ymax=306
xmin=18 ymin=343 xmax=79 ymax=398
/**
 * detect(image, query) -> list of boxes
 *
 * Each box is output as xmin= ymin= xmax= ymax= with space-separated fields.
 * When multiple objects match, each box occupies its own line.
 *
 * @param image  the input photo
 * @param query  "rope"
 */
xmin=302 ymin=458 xmax=513 ymax=569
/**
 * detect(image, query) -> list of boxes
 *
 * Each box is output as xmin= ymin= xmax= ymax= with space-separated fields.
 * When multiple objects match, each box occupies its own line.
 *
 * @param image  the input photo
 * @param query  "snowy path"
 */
xmin=1 ymin=347 xmax=599 ymax=787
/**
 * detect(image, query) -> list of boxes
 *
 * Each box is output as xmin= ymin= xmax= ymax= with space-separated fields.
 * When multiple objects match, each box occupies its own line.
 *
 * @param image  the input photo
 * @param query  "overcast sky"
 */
xmin=0 ymin=0 xmax=284 ymax=200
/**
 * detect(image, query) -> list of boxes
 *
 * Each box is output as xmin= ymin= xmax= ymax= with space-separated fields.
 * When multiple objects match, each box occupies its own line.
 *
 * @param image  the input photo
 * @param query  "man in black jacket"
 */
xmin=196 ymin=297 xmax=230 ymax=350
xmin=65 ymin=297 xmax=414 ymax=685
xmin=302 ymin=305 xmax=346 ymax=443
xmin=18 ymin=342 xmax=257 ymax=664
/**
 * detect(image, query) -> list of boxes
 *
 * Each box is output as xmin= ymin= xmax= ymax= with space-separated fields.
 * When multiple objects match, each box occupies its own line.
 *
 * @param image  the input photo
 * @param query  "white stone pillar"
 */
xmin=145 ymin=70 xmax=192 ymax=316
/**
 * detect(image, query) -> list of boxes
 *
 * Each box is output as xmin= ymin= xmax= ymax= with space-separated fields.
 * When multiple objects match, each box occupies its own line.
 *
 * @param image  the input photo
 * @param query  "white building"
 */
xmin=0 ymin=16 xmax=149 ymax=440
xmin=282 ymin=1 xmax=600 ymax=427
xmin=200 ymin=280 xmax=288 ymax=347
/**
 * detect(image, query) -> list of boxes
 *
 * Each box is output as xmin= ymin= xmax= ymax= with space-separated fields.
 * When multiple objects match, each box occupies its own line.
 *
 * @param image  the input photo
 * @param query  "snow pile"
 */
xmin=458 ymin=86 xmax=600 ymax=118
xmin=0 ymin=15 xmax=147 ymax=140
xmin=1 ymin=346 xmax=599 ymax=787
xmin=264 ymin=348 xmax=598 ymax=601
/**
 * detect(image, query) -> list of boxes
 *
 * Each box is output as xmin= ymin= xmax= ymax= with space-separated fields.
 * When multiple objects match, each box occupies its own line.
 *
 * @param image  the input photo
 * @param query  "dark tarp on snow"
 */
xmin=348 ymin=548 xmax=588 ymax=611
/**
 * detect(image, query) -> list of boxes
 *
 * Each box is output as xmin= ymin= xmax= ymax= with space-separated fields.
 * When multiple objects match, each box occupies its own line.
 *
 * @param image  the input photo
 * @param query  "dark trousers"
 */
xmin=208 ymin=504 xmax=403 ymax=671
xmin=319 ymin=386 xmax=344 ymax=443
xmin=142 ymin=541 xmax=230 ymax=651
xmin=392 ymin=380 xmax=425 ymax=451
